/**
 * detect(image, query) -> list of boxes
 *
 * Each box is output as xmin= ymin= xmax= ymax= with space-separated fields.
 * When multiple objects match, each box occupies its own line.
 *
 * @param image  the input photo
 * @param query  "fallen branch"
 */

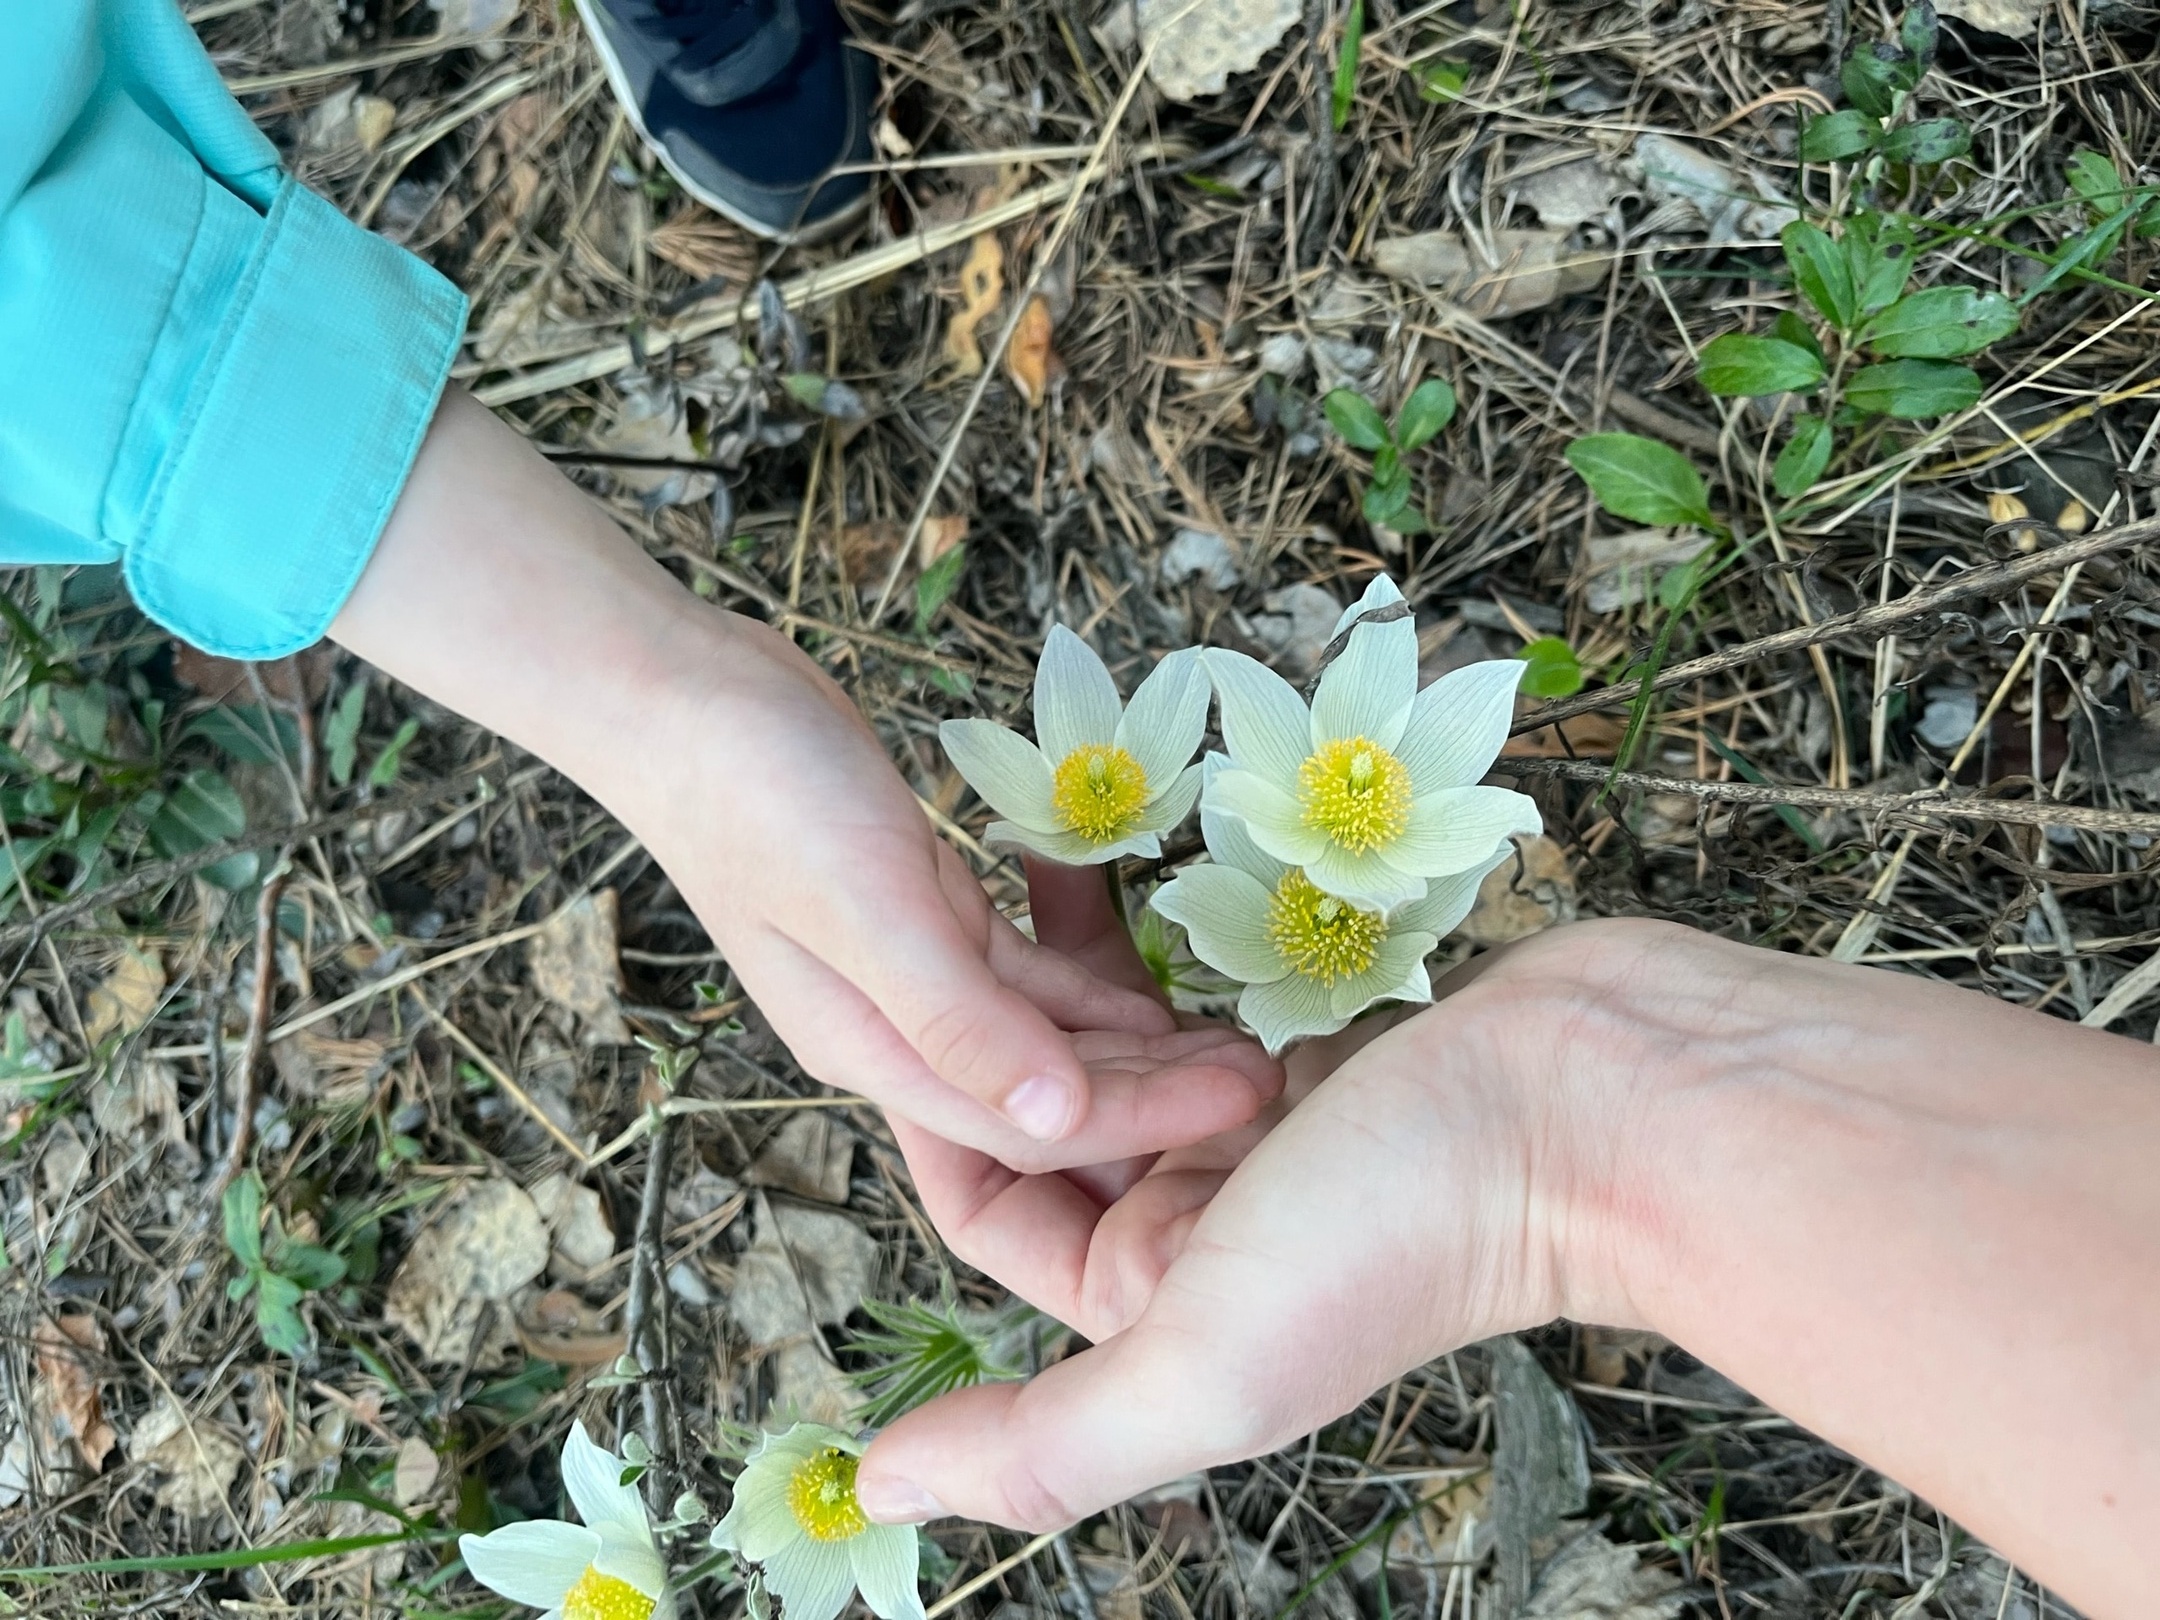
xmin=1495 ymin=757 xmax=2160 ymax=835
xmin=206 ymin=857 xmax=291 ymax=1202
xmin=1509 ymin=516 xmax=2160 ymax=738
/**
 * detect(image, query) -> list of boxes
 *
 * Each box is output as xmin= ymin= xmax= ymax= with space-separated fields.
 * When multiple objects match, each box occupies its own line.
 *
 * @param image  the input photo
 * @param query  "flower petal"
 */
xmin=1329 ymin=933 xmax=1436 ymax=1018
xmin=1150 ymin=866 xmax=1288 ymax=984
xmin=1197 ymin=755 xmax=1291 ymax=885
xmin=1311 ymin=586 xmax=1417 ymax=752
xmin=984 ymin=821 xmax=1162 ymax=866
xmin=849 ymin=1524 xmax=928 ymax=1620
xmin=763 ymin=1538 xmax=858 ymax=1620
xmin=1207 ymin=769 xmax=1328 ymax=867
xmin=1391 ymin=844 xmax=1512 ymax=939
xmin=1301 ymin=839 xmax=1427 ymax=912
xmin=1035 ymin=625 xmax=1124 ymax=761
xmin=560 ymin=1422 xmax=649 ymax=1542
xmin=718 ymin=1457 xmax=806 ymax=1562
xmin=593 ymin=1527 xmax=669 ymax=1599
xmin=1387 ymin=787 xmax=1543 ymax=878
xmin=1204 ymin=650 xmax=1313 ymax=786
xmin=1238 ymin=972 xmax=1349 ymax=1053
xmin=1135 ymin=762 xmax=1202 ymax=835
xmin=1328 ymin=572 xmax=1406 ymax=642
xmin=1116 ymin=647 xmax=1209 ymax=790
xmin=459 ymin=1521 xmax=598 ymax=1609
xmin=939 ymin=720 xmax=1058 ymax=832
xmin=1395 ymin=659 xmax=1527 ymax=793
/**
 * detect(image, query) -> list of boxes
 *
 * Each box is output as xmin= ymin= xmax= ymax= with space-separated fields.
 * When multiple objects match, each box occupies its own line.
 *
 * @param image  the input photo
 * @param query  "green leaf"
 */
xmin=1842 ymin=50 xmax=1903 ymax=119
xmin=326 ymin=682 xmax=367 ymax=789
xmin=1415 ymin=59 xmax=1469 ymax=102
xmin=1879 ymin=118 xmax=1969 ymax=165
xmin=1846 ymin=359 xmax=1983 ymax=418
xmin=255 ymin=1270 xmax=310 ymax=1357
xmin=1899 ymin=1 xmax=1939 ymax=70
xmin=366 ymin=717 xmax=420 ymax=790
xmin=1372 ymin=444 xmax=1402 ymax=486
xmin=1331 ymin=0 xmax=1363 ymax=131
xmin=222 ymin=1172 xmax=266 ymax=1272
xmin=1772 ymin=416 xmax=1834 ymax=499
xmin=783 ymin=372 xmax=829 ymax=409
xmin=1564 ymin=434 xmax=1713 ymax=528
xmin=1363 ymin=476 xmax=1414 ymax=528
xmin=1324 ymin=388 xmax=1390 ymax=450
xmin=147 ymin=769 xmax=246 ymax=860
xmin=1517 ymin=637 xmax=1584 ymax=700
xmin=1394 ymin=378 xmax=1457 ymax=449
xmin=1847 ymin=213 xmax=1919 ymax=313
xmin=915 ymin=542 xmax=968 ymax=636
xmin=187 ymin=704 xmax=302 ymax=769
xmin=1696 ymin=333 xmax=1825 ymax=397
xmin=1797 ymin=108 xmax=1881 ymax=163
xmin=1781 ymin=221 xmax=1857 ymax=328
xmin=1772 ymin=310 xmax=1826 ymax=365
xmin=1858 ymin=285 xmax=2019 ymax=357
xmin=2067 ymin=148 xmax=2126 ymax=213
xmin=269 ymin=1239 xmax=348 ymax=1292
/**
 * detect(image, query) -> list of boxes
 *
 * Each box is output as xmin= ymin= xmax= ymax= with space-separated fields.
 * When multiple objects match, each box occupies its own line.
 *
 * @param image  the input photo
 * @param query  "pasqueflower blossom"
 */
xmin=711 ymin=1424 xmax=925 ymax=1620
xmin=938 ymin=627 xmax=1206 ymax=864
xmin=1152 ymin=759 xmax=1507 ymax=1052
xmin=1204 ymin=575 xmax=1541 ymax=911
xmin=459 ymin=1423 xmax=675 ymax=1620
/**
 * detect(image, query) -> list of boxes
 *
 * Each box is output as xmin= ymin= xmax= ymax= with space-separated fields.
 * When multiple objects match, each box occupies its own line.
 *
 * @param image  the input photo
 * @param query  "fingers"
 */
xmin=1022 ymin=855 xmax=1164 ymax=1003
xmin=738 ymin=929 xmax=1273 ymax=1171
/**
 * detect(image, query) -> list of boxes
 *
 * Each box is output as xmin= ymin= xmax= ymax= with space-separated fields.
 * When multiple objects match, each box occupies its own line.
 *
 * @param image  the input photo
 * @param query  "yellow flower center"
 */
xmin=562 ymin=1567 xmax=655 ymax=1620
xmin=1266 ymin=870 xmax=1386 ymax=985
xmin=1297 ymin=736 xmax=1410 ymax=853
xmin=1050 ymin=744 xmax=1150 ymax=844
xmin=786 ymin=1447 xmax=868 ymax=1542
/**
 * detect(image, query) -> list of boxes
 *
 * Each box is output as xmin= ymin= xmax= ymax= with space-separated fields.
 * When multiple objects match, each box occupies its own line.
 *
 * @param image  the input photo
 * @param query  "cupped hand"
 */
xmin=649 ymin=615 xmax=1282 ymax=1173
xmin=856 ymin=924 xmax=1652 ymax=1529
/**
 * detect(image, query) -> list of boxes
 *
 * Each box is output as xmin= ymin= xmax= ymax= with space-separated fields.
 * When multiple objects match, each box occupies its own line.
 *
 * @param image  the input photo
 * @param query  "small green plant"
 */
xmin=1331 ymin=0 xmax=1364 ymax=131
xmin=223 ymin=1170 xmax=347 ymax=1357
xmin=1797 ymin=2 xmax=1967 ymax=169
xmin=1517 ymin=636 xmax=1585 ymax=699
xmin=1324 ymin=378 xmax=1458 ymax=533
xmin=844 ymin=1297 xmax=1029 ymax=1427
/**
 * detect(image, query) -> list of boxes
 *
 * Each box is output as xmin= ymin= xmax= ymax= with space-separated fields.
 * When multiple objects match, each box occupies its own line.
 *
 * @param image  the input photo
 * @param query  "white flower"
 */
xmin=459 ymin=1422 xmax=675 ymax=1620
xmin=938 ymin=627 xmax=1207 ymax=864
xmin=1204 ymin=575 xmax=1542 ymax=911
xmin=711 ymin=1425 xmax=924 ymax=1620
xmin=1152 ymin=757 xmax=1509 ymax=1053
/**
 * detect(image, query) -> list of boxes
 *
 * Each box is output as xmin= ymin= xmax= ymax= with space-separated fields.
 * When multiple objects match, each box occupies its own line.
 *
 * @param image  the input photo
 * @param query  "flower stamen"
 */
xmin=562 ymin=1567 xmax=656 ymax=1620
xmin=1297 ymin=736 xmax=1410 ymax=853
xmin=1051 ymin=744 xmax=1150 ymax=844
xmin=786 ymin=1447 xmax=869 ymax=1542
xmin=1267 ymin=871 xmax=1386 ymax=984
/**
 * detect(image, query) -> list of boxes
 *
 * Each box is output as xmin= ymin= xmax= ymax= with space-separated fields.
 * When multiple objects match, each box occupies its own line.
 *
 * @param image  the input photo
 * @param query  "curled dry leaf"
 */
xmin=529 ymin=889 xmax=632 ymax=1045
xmin=944 ymin=232 xmax=1005 ymax=375
xmin=1006 ymin=295 xmax=1061 ymax=406
xmin=131 ymin=1395 xmax=246 ymax=1519
xmin=727 ymin=1195 xmax=877 ymax=1347
xmin=1370 ymin=230 xmax=1609 ymax=319
xmin=1139 ymin=0 xmax=1301 ymax=102
xmin=1460 ymin=835 xmax=1577 ymax=946
xmin=34 ymin=1314 xmax=115 ymax=1472
xmin=84 ymin=943 xmax=164 ymax=1045
xmin=383 ymin=1178 xmax=549 ymax=1365
xmin=1939 ymin=0 xmax=2040 ymax=35
xmin=746 ymin=1111 xmax=855 ymax=1204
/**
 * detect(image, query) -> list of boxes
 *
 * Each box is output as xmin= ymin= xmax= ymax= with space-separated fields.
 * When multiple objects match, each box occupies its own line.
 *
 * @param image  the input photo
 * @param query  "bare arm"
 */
xmin=859 ymin=919 xmax=2160 ymax=1617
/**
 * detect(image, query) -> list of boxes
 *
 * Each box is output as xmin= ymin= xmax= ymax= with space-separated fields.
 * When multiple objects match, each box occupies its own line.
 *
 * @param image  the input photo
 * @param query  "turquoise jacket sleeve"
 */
xmin=0 ymin=0 xmax=468 ymax=659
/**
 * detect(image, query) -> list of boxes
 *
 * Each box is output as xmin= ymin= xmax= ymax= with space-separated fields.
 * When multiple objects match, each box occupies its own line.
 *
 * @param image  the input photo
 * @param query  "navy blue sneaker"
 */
xmin=574 ymin=0 xmax=875 ymax=241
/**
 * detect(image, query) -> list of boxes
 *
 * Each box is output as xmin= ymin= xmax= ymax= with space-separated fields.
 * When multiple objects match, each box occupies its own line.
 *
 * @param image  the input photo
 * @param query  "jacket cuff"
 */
xmin=125 ymin=178 xmax=467 ymax=660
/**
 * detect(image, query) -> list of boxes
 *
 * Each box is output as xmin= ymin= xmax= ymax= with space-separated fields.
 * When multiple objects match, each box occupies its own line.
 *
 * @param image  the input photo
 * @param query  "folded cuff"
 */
xmin=125 ymin=177 xmax=467 ymax=659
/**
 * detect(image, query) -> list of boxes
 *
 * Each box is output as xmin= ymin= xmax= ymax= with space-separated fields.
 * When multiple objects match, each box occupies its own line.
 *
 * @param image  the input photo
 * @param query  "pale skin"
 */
xmin=329 ymin=388 xmax=1283 ymax=1185
xmin=858 ymin=906 xmax=2160 ymax=1620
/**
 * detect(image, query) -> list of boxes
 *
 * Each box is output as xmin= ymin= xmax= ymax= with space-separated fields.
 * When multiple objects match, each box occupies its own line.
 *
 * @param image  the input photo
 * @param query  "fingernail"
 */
xmin=1003 ymin=1074 xmax=1078 ymax=1142
xmin=857 ymin=1475 xmax=945 ymax=1524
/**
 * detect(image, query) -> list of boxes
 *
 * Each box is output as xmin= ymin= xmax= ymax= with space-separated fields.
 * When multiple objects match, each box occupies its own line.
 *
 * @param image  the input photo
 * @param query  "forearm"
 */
xmin=1529 ymin=924 xmax=2160 ymax=1612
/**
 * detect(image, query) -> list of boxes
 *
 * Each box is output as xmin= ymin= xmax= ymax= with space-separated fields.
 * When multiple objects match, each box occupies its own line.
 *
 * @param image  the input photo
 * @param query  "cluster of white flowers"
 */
xmin=460 ymin=1422 xmax=923 ymax=1620
xmin=940 ymin=574 xmax=1541 ymax=1052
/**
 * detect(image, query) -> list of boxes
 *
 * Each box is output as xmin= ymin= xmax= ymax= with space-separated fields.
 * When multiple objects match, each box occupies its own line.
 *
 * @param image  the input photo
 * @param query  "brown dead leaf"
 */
xmin=171 ymin=644 xmax=334 ymax=705
xmin=529 ymin=890 xmax=631 ymax=1045
xmin=34 ymin=1315 xmax=115 ymax=1471
xmin=84 ymin=944 xmax=164 ymax=1045
xmin=1502 ymin=710 xmax=1628 ymax=759
xmin=945 ymin=233 xmax=1005 ymax=375
xmin=920 ymin=514 xmax=967 ymax=568
xmin=1371 ymin=229 xmax=1610 ymax=318
xmin=837 ymin=516 xmax=967 ymax=590
xmin=392 ymin=1435 xmax=441 ymax=1508
xmin=131 ymin=1395 xmax=245 ymax=1518
xmin=1006 ymin=295 xmax=1061 ymax=406
xmin=747 ymin=1112 xmax=854 ymax=1203
xmin=383 ymin=1178 xmax=549 ymax=1365
xmin=1461 ymin=835 xmax=1577 ymax=946
xmin=516 ymin=1289 xmax=629 ymax=1366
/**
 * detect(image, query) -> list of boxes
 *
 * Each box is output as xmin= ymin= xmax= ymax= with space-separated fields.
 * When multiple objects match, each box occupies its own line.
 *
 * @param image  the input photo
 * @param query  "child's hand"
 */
xmin=335 ymin=390 xmax=1280 ymax=1174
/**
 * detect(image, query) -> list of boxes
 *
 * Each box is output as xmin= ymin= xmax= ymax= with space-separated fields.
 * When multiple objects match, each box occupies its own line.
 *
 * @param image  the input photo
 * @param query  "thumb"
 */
xmin=855 ymin=1319 xmax=1294 ymax=1531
